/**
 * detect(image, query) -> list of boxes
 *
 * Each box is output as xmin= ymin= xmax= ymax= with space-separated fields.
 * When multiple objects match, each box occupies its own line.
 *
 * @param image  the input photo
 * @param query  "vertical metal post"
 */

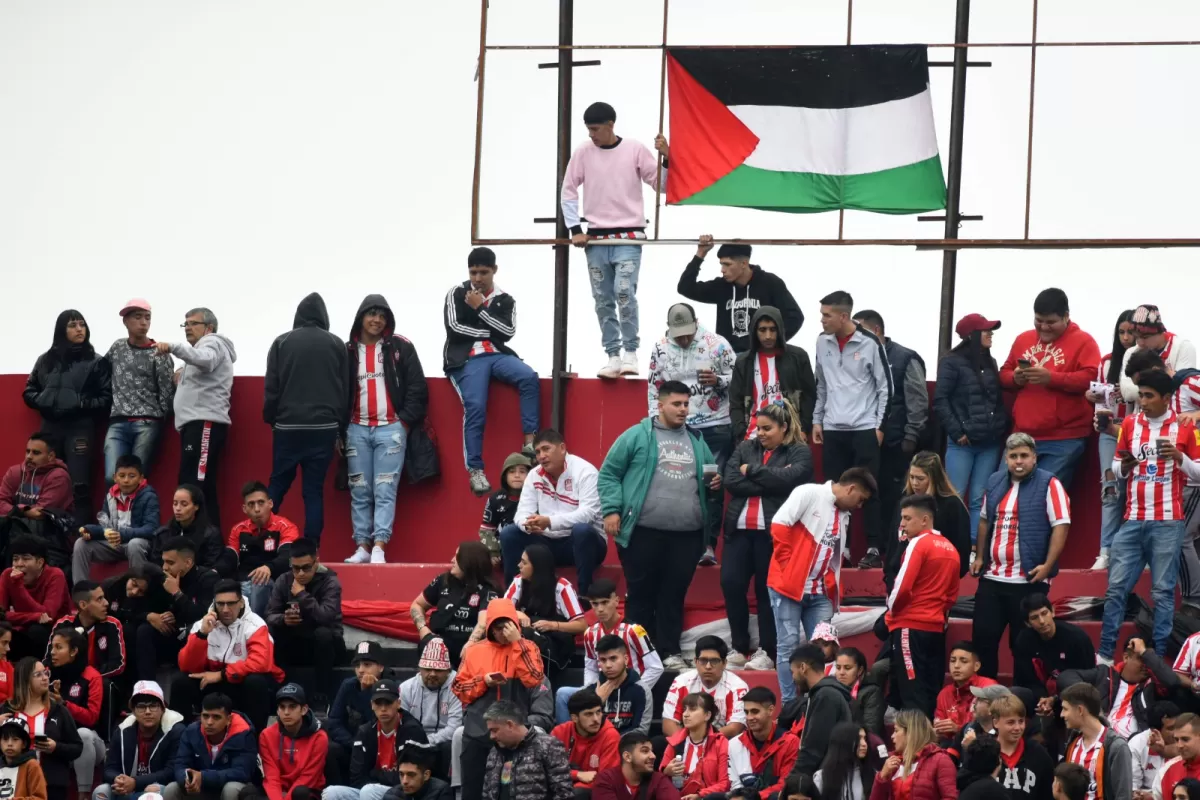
xmin=937 ymin=0 xmax=971 ymax=357
xmin=550 ymin=0 xmax=574 ymax=432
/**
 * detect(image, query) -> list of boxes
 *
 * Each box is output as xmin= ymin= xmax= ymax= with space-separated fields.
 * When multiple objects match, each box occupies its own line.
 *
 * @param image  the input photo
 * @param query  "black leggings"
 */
xmin=720 ymin=529 xmax=775 ymax=656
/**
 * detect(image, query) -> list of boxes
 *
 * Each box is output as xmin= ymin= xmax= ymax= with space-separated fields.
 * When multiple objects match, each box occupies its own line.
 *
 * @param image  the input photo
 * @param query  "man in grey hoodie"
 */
xmin=400 ymin=638 xmax=462 ymax=779
xmin=157 ymin=307 xmax=237 ymax=529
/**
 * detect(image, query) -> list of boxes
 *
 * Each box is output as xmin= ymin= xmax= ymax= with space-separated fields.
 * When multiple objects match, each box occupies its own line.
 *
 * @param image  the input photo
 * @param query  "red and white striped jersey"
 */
xmin=1108 ymin=678 xmax=1139 ymax=739
xmin=504 ymin=576 xmax=585 ymax=621
xmin=353 ymin=343 xmax=398 ymax=427
xmin=824 ymin=661 xmax=836 ymax=677
xmin=1098 ymin=356 xmax=1130 ymax=422
xmin=582 ymin=619 xmax=661 ymax=688
xmin=736 ymin=451 xmax=773 ymax=530
xmin=661 ymin=669 xmax=748 ymax=728
xmin=744 ymin=354 xmax=782 ymax=440
xmin=467 ymin=289 xmax=502 ymax=357
xmin=1067 ymin=729 xmax=1108 ymax=800
xmin=981 ymin=478 xmax=1071 ymax=583
xmin=1117 ymin=412 xmax=1200 ymax=521
xmin=805 ymin=512 xmax=842 ymax=595
xmin=1173 ymin=632 xmax=1200 ymax=683
xmin=1175 ymin=375 xmax=1200 ymax=416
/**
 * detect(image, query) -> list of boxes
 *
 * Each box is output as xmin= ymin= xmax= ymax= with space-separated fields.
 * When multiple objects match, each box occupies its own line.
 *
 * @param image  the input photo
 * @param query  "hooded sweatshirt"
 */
xmin=259 ymin=711 xmax=329 ymax=800
xmin=662 ymin=728 xmax=732 ymax=796
xmin=0 ymin=567 xmax=71 ymax=628
xmin=645 ymin=323 xmax=737 ymax=428
xmin=104 ymin=708 xmax=185 ymax=791
xmin=999 ymin=322 xmax=1101 ymax=441
xmin=451 ymin=598 xmax=546 ymax=741
xmin=83 ymin=481 xmax=160 ymax=544
xmin=170 ymin=332 xmax=237 ymax=429
xmin=552 ymin=719 xmax=621 ymax=787
xmin=347 ymin=294 xmax=429 ymax=432
xmin=480 ymin=453 xmax=533 ymax=556
xmin=1 ymin=749 xmax=48 ymax=800
xmin=729 ymin=306 xmax=817 ymax=440
xmin=589 ymin=668 xmax=651 ymax=734
xmin=173 ymin=712 xmax=258 ymax=789
xmin=793 ymin=676 xmax=854 ymax=776
xmin=399 ymin=672 xmax=462 ymax=746
xmin=729 ymin=723 xmax=800 ymax=797
xmin=178 ymin=604 xmax=286 ymax=684
xmin=677 ymin=258 xmax=805 ymax=354
xmin=0 ymin=461 xmax=73 ymax=516
xmin=264 ymin=292 xmax=348 ymax=431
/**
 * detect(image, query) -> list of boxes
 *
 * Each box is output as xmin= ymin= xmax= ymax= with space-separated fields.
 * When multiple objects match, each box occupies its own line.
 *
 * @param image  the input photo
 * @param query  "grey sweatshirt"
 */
xmin=399 ymin=673 xmax=462 ymax=746
xmin=170 ymin=333 xmax=237 ymax=429
xmin=636 ymin=419 xmax=703 ymax=532
xmin=813 ymin=325 xmax=892 ymax=432
xmin=106 ymin=338 xmax=176 ymax=419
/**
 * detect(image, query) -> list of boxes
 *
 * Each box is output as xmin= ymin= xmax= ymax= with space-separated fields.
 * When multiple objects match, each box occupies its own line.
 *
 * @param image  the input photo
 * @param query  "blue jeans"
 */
xmin=499 ymin=523 xmax=608 ymax=596
xmin=769 ymin=588 xmax=833 ymax=703
xmin=269 ymin=428 xmax=338 ymax=541
xmin=555 ymin=685 xmax=579 ymax=724
xmin=585 ymin=244 xmax=642 ymax=355
xmin=1034 ymin=437 xmax=1088 ymax=492
xmin=324 ymin=786 xmax=391 ymax=800
xmin=104 ymin=419 xmax=162 ymax=478
xmin=241 ymin=579 xmax=273 ymax=616
xmin=944 ymin=440 xmax=1003 ymax=543
xmin=1097 ymin=432 xmax=1127 ymax=551
xmin=449 ymin=353 xmax=540 ymax=472
xmin=345 ymin=422 xmax=407 ymax=546
xmin=1100 ymin=519 xmax=1186 ymax=657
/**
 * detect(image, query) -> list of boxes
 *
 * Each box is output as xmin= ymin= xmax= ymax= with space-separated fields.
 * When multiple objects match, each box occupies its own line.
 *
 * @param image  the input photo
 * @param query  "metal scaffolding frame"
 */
xmin=469 ymin=0 xmax=1200 ymax=431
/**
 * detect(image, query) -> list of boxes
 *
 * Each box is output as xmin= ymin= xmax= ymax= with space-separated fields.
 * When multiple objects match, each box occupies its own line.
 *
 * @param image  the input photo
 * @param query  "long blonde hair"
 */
xmin=756 ymin=399 xmax=804 ymax=447
xmin=893 ymin=709 xmax=936 ymax=773
xmin=903 ymin=451 xmax=959 ymax=498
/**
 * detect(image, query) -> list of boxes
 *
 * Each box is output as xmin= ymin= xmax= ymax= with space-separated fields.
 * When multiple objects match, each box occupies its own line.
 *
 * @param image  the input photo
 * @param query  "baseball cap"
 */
xmin=810 ymin=622 xmax=839 ymax=645
xmin=0 ymin=716 xmax=30 ymax=747
xmin=970 ymin=684 xmax=1012 ymax=702
xmin=418 ymin=638 xmax=452 ymax=671
xmin=130 ymin=680 xmax=166 ymax=706
xmin=372 ymin=679 xmax=401 ymax=702
xmin=666 ymin=303 xmax=698 ymax=338
xmin=955 ymin=313 xmax=1001 ymax=339
xmin=351 ymin=640 xmax=384 ymax=666
xmin=276 ymin=682 xmax=307 ymax=705
xmin=120 ymin=298 xmax=152 ymax=317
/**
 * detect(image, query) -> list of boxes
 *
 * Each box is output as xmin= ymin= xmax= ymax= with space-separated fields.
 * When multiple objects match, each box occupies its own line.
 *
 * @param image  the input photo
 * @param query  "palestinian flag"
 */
xmin=666 ymin=45 xmax=946 ymax=214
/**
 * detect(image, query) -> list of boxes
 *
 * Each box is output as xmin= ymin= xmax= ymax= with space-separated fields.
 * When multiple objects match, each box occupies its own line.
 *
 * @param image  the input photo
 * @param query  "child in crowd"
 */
xmin=0 ymin=717 xmax=47 ymax=800
xmin=75 ymin=455 xmax=159 ymax=580
xmin=811 ymin=623 xmax=840 ymax=676
xmin=477 ymin=453 xmax=531 ymax=565
xmin=934 ymin=642 xmax=997 ymax=744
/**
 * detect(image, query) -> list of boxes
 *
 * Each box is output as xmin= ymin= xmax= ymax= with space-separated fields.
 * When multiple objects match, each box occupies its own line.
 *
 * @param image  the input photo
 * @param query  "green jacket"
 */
xmin=597 ymin=417 xmax=716 ymax=547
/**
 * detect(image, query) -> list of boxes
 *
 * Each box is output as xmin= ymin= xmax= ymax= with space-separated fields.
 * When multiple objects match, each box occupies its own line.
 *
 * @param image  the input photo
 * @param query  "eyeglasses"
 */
xmin=695 ymin=657 xmax=723 ymax=667
xmin=291 ymin=562 xmax=316 ymax=573
xmin=180 ymin=321 xmax=207 ymax=329
xmin=214 ymin=600 xmax=240 ymax=608
xmin=134 ymin=703 xmax=161 ymax=712
xmin=32 ymin=670 xmax=49 ymax=678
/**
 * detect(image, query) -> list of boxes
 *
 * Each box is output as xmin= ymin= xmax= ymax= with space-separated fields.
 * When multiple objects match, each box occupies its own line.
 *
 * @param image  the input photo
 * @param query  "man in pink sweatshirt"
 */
xmin=561 ymin=101 xmax=669 ymax=379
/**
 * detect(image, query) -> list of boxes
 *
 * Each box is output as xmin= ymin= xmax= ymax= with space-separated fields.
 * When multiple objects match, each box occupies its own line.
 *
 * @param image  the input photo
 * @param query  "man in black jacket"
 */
xmin=266 ymin=538 xmax=343 ymax=709
xmin=145 ymin=538 xmax=218 ymax=682
xmin=729 ymin=306 xmax=816 ymax=441
xmin=1012 ymin=594 xmax=1096 ymax=703
xmin=677 ymin=235 xmax=804 ymax=354
xmin=97 ymin=680 xmax=184 ymax=800
xmin=790 ymin=644 xmax=853 ymax=775
xmin=344 ymin=294 xmax=430 ymax=564
xmin=264 ymin=292 xmax=348 ymax=543
xmin=323 ymin=679 xmax=428 ymax=800
xmin=1058 ymin=636 xmax=1179 ymax=739
xmin=387 ymin=742 xmax=454 ymax=800
xmin=50 ymin=580 xmax=126 ymax=680
xmin=443 ymin=247 xmax=541 ymax=497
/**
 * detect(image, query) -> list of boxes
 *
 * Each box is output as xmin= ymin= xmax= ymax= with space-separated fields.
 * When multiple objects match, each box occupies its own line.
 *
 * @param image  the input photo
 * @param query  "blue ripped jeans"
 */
xmin=769 ymin=588 xmax=833 ymax=703
xmin=345 ymin=421 xmax=407 ymax=546
xmin=585 ymin=243 xmax=642 ymax=355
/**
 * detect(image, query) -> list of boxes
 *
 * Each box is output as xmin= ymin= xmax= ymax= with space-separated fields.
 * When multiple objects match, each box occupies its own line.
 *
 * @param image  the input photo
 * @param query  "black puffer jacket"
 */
xmin=934 ymin=348 xmax=1008 ymax=446
xmin=264 ymin=292 xmax=349 ymax=431
xmin=24 ymin=352 xmax=112 ymax=422
xmin=723 ymin=438 xmax=812 ymax=535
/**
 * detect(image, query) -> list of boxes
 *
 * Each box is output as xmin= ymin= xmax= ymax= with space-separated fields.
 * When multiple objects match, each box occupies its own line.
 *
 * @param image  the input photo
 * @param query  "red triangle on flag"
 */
xmin=666 ymin=53 xmax=761 ymax=204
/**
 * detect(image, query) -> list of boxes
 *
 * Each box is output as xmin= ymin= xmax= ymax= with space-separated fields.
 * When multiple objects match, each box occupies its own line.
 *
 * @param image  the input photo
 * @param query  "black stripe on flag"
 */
xmin=668 ymin=45 xmax=929 ymax=109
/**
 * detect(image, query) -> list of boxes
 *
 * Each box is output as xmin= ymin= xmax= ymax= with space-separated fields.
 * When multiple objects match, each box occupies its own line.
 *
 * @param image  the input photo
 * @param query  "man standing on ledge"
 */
xmin=677 ymin=235 xmax=804 ymax=354
xmin=562 ymin=101 xmax=668 ymax=379
xmin=158 ymin=308 xmax=236 ymax=530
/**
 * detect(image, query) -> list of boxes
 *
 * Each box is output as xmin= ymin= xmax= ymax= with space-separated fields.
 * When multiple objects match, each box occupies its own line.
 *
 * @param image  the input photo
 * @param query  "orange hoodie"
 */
xmin=452 ymin=598 xmax=544 ymax=707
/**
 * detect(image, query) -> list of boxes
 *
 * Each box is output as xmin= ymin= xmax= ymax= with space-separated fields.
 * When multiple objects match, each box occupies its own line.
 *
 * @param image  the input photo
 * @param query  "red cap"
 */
xmin=955 ymin=313 xmax=1001 ymax=338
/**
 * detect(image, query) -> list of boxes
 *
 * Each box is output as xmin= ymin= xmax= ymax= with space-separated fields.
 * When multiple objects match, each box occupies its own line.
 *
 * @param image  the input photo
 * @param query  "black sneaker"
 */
xmin=857 ymin=548 xmax=883 ymax=569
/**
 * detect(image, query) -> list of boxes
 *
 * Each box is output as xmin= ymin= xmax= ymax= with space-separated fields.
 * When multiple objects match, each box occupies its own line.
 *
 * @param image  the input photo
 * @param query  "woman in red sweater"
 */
xmin=48 ymin=626 xmax=104 ymax=800
xmin=0 ymin=622 xmax=14 ymax=705
xmin=870 ymin=710 xmax=957 ymax=800
xmin=662 ymin=693 xmax=732 ymax=800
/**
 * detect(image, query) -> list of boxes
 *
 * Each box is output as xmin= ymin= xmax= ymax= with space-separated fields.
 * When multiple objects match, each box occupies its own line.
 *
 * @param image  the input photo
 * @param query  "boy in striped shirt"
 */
xmin=1100 ymin=370 xmax=1200 ymax=663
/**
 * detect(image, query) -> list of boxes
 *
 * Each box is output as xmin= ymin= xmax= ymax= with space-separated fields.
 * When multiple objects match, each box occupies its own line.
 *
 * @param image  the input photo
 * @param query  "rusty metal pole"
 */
xmin=550 ymin=0 xmax=574 ymax=432
xmin=938 ymin=0 xmax=971 ymax=357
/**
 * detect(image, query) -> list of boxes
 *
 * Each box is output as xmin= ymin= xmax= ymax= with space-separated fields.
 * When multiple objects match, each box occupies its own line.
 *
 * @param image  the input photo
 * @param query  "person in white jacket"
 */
xmin=498 ymin=429 xmax=605 ymax=594
xmin=399 ymin=639 xmax=462 ymax=780
xmin=1119 ymin=304 xmax=1197 ymax=404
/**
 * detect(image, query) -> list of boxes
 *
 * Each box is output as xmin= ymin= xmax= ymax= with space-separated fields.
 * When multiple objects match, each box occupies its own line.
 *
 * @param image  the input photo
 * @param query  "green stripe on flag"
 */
xmin=677 ymin=156 xmax=946 ymax=214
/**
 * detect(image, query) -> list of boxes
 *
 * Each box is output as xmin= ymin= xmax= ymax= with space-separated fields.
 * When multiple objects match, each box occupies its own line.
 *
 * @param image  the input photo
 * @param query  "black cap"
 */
xmin=372 ymin=679 xmax=400 ymax=702
xmin=351 ymin=640 xmax=384 ymax=666
xmin=0 ymin=717 xmax=30 ymax=747
xmin=276 ymin=682 xmax=307 ymax=705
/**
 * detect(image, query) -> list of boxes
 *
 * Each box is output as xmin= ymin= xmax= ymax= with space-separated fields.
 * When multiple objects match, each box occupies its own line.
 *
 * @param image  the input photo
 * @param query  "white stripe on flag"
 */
xmin=730 ymin=87 xmax=939 ymax=176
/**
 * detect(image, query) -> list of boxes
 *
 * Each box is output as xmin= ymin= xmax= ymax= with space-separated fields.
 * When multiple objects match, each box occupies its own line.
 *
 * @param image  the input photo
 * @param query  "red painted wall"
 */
xmin=0 ymin=376 xmax=1103 ymax=567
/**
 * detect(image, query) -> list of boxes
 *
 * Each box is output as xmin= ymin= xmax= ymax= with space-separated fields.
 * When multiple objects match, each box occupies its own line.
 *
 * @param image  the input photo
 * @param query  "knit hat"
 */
xmin=418 ymin=637 xmax=453 ymax=670
xmin=120 ymin=298 xmax=152 ymax=317
xmin=1132 ymin=304 xmax=1166 ymax=334
xmin=810 ymin=622 xmax=839 ymax=645
xmin=666 ymin=303 xmax=698 ymax=338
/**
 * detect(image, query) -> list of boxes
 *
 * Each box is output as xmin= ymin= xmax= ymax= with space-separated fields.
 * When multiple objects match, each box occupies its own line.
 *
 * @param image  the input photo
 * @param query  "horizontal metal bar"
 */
xmin=533 ymin=217 xmax=588 ymax=224
xmin=929 ymin=61 xmax=992 ymax=67
xmin=487 ymin=40 xmax=1200 ymax=51
xmin=537 ymin=59 xmax=601 ymax=69
xmin=917 ymin=214 xmax=984 ymax=221
xmin=473 ymin=237 xmax=1200 ymax=250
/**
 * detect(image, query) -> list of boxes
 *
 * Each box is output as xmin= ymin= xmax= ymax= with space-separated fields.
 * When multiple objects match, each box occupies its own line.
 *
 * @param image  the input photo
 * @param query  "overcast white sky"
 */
xmin=1 ymin=1 xmax=1198 ymax=377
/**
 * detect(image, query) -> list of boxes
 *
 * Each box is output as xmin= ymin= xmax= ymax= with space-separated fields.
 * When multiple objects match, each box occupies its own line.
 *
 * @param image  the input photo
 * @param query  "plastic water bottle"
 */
xmin=672 ymin=756 xmax=684 ymax=790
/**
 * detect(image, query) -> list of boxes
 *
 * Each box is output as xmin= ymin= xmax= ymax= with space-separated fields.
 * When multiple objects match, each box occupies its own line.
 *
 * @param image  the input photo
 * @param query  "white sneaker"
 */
xmin=726 ymin=651 xmax=748 ymax=670
xmin=746 ymin=649 xmax=776 ymax=671
xmin=1096 ymin=654 xmax=1114 ymax=667
xmin=371 ymin=546 xmax=387 ymax=564
xmin=345 ymin=547 xmax=371 ymax=564
xmin=1091 ymin=551 xmax=1109 ymax=571
xmin=662 ymin=655 xmax=688 ymax=671
xmin=620 ymin=351 xmax=639 ymax=375
xmin=597 ymin=355 xmax=622 ymax=379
